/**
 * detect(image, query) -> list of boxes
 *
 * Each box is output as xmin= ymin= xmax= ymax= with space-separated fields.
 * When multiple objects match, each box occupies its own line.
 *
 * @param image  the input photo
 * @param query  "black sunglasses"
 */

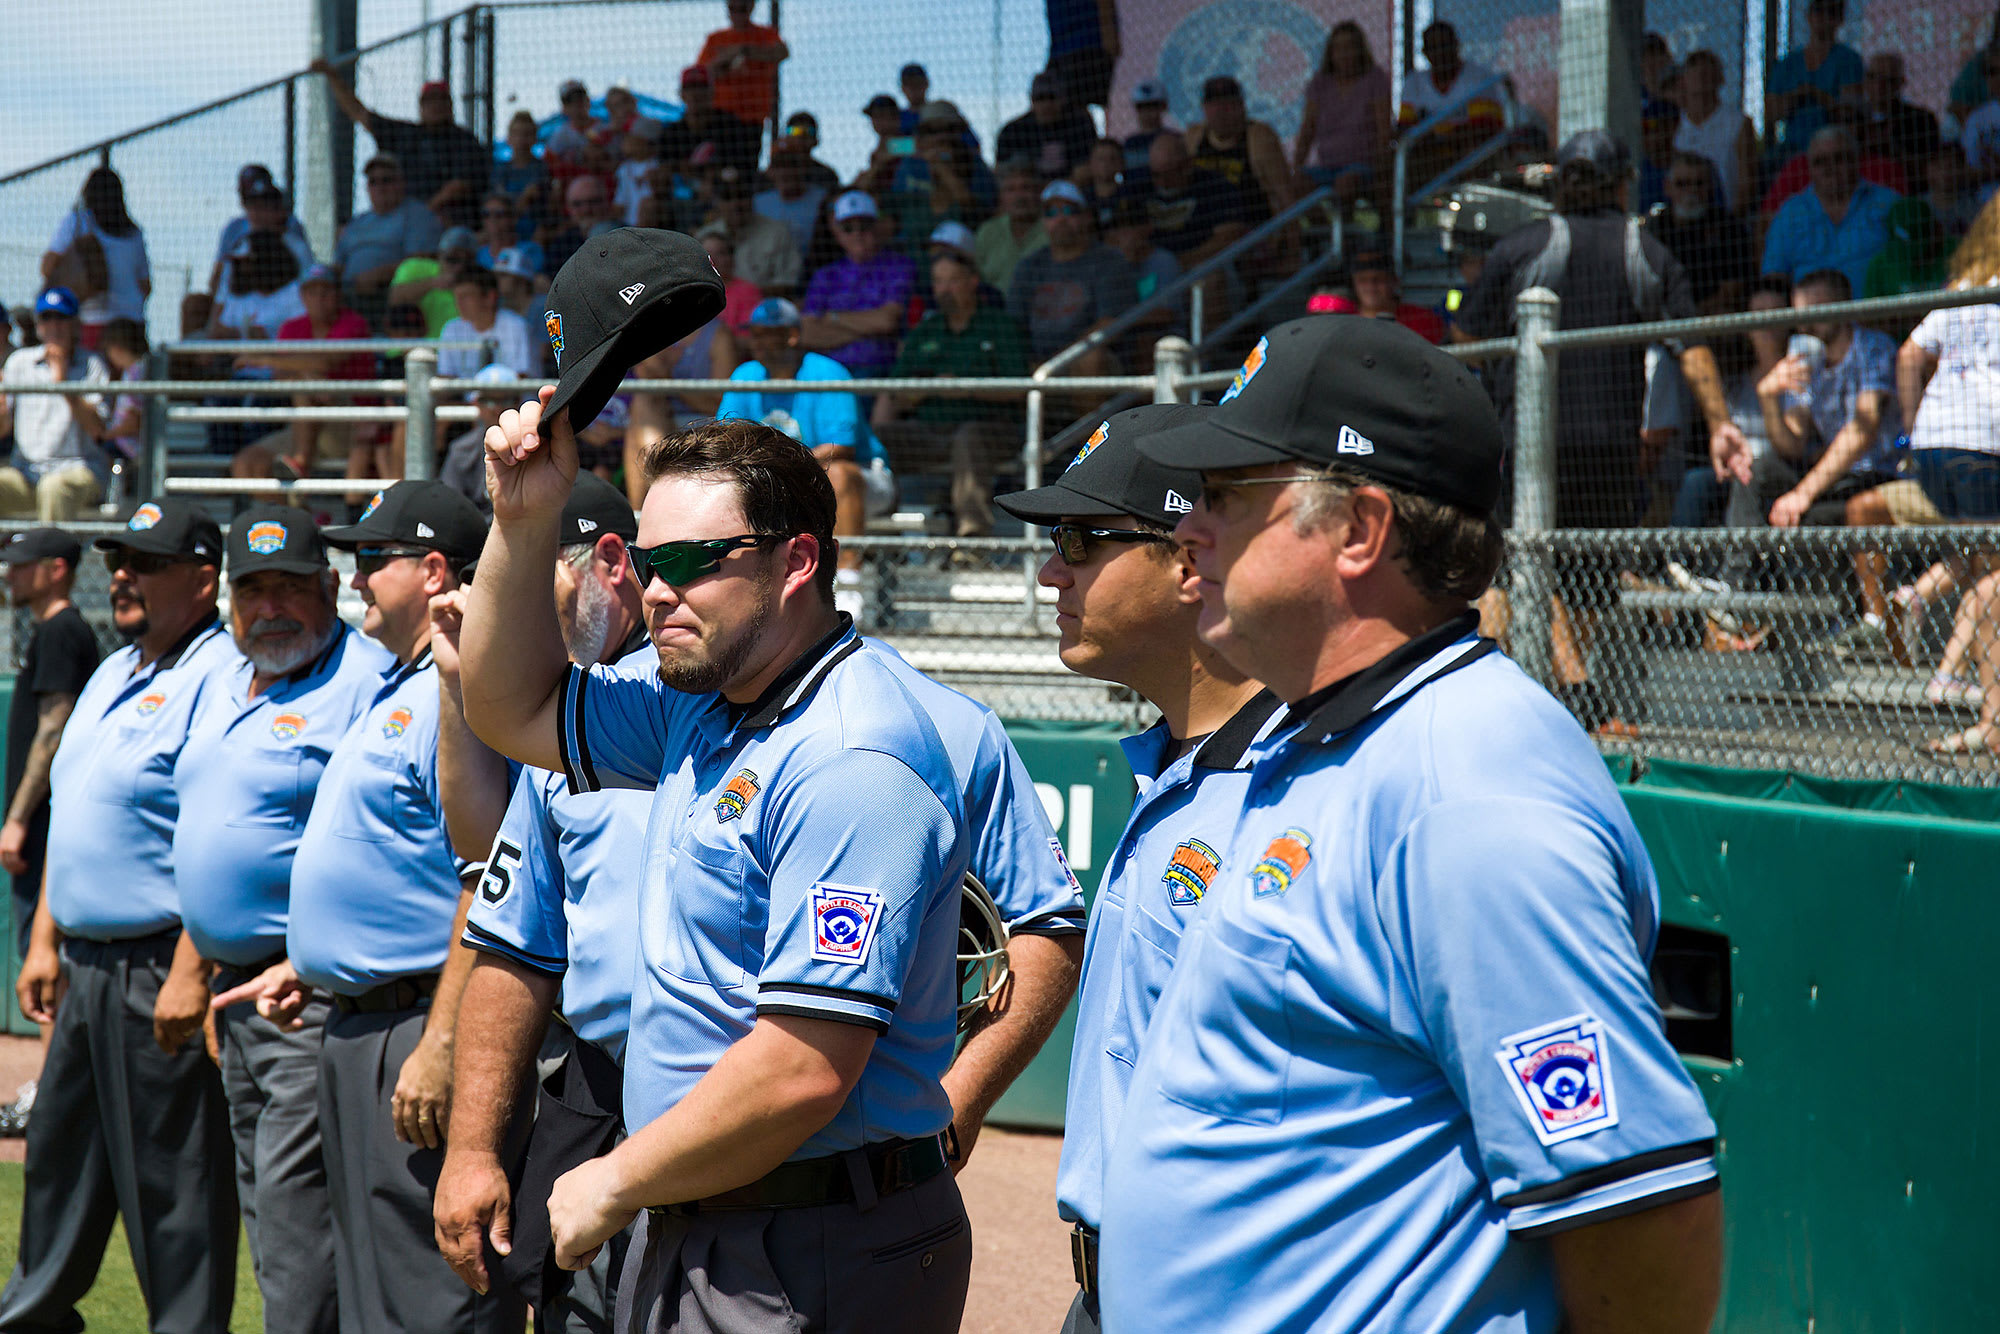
xmin=627 ymin=534 xmax=783 ymax=588
xmin=103 ymin=550 xmax=194 ymax=577
xmin=1049 ymin=525 xmax=1173 ymax=564
xmin=1043 ymin=204 xmax=1084 ymax=218
xmin=354 ymin=546 xmax=433 ymax=576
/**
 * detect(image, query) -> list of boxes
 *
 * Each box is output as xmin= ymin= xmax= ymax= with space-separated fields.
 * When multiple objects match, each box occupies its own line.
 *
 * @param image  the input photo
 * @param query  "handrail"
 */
xmin=164 ymin=339 xmax=488 ymax=355
xmin=1389 ymin=71 xmax=1518 ymax=275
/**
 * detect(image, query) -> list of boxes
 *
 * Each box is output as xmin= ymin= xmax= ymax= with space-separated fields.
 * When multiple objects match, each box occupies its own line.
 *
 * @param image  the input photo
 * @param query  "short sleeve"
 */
xmin=49 ymin=210 xmax=80 ymax=253
xmin=1912 ymin=309 xmax=1948 ymax=356
xmin=556 ymin=661 xmax=672 ymax=794
xmin=406 ymin=205 xmax=444 ymax=256
xmin=969 ymin=726 xmax=1084 ymax=935
xmin=755 ymin=748 xmax=959 ymax=1032
xmin=1379 ymin=797 xmax=1717 ymax=1237
xmin=1860 ymin=335 xmax=1898 ymax=396
xmin=370 ymin=117 xmax=419 ymax=157
xmin=32 ymin=616 xmax=99 ymax=697
xmin=464 ymin=773 xmax=569 ymax=974
xmin=1759 ymin=204 xmax=1796 ymax=276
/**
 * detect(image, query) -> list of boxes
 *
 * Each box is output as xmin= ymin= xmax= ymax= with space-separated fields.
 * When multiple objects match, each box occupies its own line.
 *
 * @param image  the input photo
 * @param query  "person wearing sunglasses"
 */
xmin=280 ymin=480 xmax=520 ymax=1333
xmin=2 ymin=498 xmax=239 ymax=1334
xmin=462 ymin=407 xmax=1004 ymax=1334
xmin=993 ymin=405 xmax=1279 ymax=1334
xmin=1005 ymin=179 xmax=1137 ymax=375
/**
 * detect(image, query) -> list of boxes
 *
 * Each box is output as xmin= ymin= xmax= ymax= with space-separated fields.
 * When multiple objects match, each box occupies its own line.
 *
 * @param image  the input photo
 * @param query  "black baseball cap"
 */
xmin=322 ymin=481 xmax=489 ymax=560
xmin=561 ymin=471 xmax=639 ymax=545
xmin=543 ymin=227 xmax=727 ymax=433
xmin=0 ymin=527 xmax=82 ymax=566
xmin=1202 ymin=75 xmax=1244 ymax=101
xmin=997 ymin=405 xmax=1208 ymax=528
xmin=228 ymin=506 xmax=329 ymax=579
xmin=1556 ymin=128 xmax=1632 ymax=180
xmin=1136 ymin=316 xmax=1506 ymax=517
xmin=94 ymin=498 xmax=225 ymax=563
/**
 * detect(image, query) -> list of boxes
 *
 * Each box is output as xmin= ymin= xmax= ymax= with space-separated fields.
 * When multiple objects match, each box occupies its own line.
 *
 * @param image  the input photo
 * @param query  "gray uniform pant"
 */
xmin=0 ymin=933 xmax=238 ymax=1334
xmin=216 ymin=982 xmax=338 ymax=1334
xmin=614 ymin=1168 xmax=970 ymax=1334
xmin=318 ymin=1002 xmax=525 ymax=1334
xmin=1059 ymin=1289 xmax=1101 ymax=1334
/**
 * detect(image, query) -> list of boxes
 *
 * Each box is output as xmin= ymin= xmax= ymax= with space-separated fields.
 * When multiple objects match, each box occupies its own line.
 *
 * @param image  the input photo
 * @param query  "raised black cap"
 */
xmin=228 ymin=506 xmax=330 ymax=579
xmin=1136 ymin=316 xmax=1505 ymax=517
xmin=94 ymin=498 xmax=224 ymax=563
xmin=997 ymin=404 xmax=1208 ymax=528
xmin=560 ymin=471 xmax=639 ymax=546
xmin=322 ymin=481 xmax=489 ymax=560
xmin=543 ymin=227 xmax=727 ymax=434
xmin=0 ymin=527 xmax=82 ymax=567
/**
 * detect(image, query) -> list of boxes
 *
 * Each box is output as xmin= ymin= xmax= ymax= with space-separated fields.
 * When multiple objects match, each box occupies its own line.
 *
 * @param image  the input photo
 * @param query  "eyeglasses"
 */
xmin=1807 ymin=152 xmax=1855 ymax=167
xmin=103 ymin=550 xmax=192 ymax=577
xmin=353 ymin=546 xmax=432 ymax=576
xmin=1043 ymin=204 xmax=1084 ymax=218
xmin=366 ymin=174 xmax=400 ymax=185
xmin=1048 ymin=525 xmax=1174 ymax=564
xmin=626 ymin=534 xmax=783 ymax=588
xmin=1198 ymin=472 xmax=1341 ymax=511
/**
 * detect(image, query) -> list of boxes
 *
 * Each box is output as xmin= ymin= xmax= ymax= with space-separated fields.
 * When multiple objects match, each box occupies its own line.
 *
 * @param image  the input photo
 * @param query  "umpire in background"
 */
xmin=283 ymin=481 xmax=520 ymax=1334
xmin=177 ymin=508 xmax=394 ymax=1334
xmin=0 ymin=499 xmax=241 ymax=1334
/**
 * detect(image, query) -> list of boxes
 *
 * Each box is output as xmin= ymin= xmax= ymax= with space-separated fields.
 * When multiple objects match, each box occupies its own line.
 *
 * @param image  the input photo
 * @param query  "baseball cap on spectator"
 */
xmin=561 ymin=470 xmax=640 ymax=545
xmin=1030 ymin=72 xmax=1061 ymax=100
xmin=917 ymin=100 xmax=967 ymax=130
xmin=832 ymin=191 xmax=879 ymax=223
xmin=228 ymin=506 xmax=330 ymax=579
xmin=1556 ymin=128 xmax=1632 ymax=179
xmin=1041 ymin=180 xmax=1087 ymax=209
xmin=35 ymin=288 xmax=79 ymax=319
xmin=1201 ymin=75 xmax=1243 ymax=101
xmin=746 ymin=298 xmax=802 ymax=328
xmin=322 ymin=480 xmax=488 ymax=560
xmin=300 ymin=263 xmax=338 ymax=288
xmin=1349 ymin=248 xmax=1394 ymax=275
xmin=238 ymin=163 xmax=276 ymax=192
xmin=785 ymin=111 xmax=821 ymax=141
xmin=491 ymin=246 xmax=538 ymax=279
xmin=93 ymin=497 xmax=224 ymax=563
xmin=1306 ymin=291 xmax=1359 ymax=314
xmin=1131 ymin=79 xmax=1168 ymax=106
xmin=439 ymin=226 xmax=479 ymax=257
xmin=680 ymin=65 xmax=711 ymax=88
xmin=364 ymin=152 xmax=402 ymax=176
xmin=470 ymin=362 xmax=518 ymax=402
xmin=1135 ymin=315 xmax=1507 ymax=518
xmin=714 ymin=167 xmax=753 ymax=199
xmin=997 ymin=404 xmax=1211 ymax=529
xmin=928 ymin=220 xmax=977 ymax=260
xmin=863 ymin=94 xmax=899 ymax=116
xmin=559 ymin=79 xmax=588 ymax=101
xmin=900 ymin=62 xmax=928 ymax=82
xmin=0 ymin=528 xmax=82 ymax=568
xmin=243 ymin=176 xmax=285 ymax=206
xmin=420 ymin=80 xmax=450 ymax=100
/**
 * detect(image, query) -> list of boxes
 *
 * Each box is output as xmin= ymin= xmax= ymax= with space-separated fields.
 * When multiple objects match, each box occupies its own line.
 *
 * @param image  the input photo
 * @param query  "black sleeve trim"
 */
xmin=1009 ymin=909 xmax=1087 ymax=937
xmin=565 ymin=666 xmax=597 ymax=795
xmin=755 ymin=1002 xmax=890 ymax=1034
xmin=462 ymin=922 xmax=568 ymax=976
xmin=1496 ymin=1139 xmax=1716 ymax=1209
xmin=757 ymin=980 xmax=899 ymax=1011
xmin=1509 ymin=1175 xmax=1719 ymax=1240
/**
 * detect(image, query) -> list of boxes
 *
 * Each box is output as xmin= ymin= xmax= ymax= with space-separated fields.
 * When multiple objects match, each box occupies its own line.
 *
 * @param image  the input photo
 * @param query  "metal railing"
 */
xmin=1390 ymin=71 xmax=1519 ymax=276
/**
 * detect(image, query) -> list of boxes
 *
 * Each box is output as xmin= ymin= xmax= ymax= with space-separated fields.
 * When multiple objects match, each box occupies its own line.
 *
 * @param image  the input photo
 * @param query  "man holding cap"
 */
xmin=1096 ymin=318 xmax=1723 ymax=1331
xmin=993 ymin=406 xmax=1281 ymax=1334
xmin=0 ymin=288 xmax=111 ymax=522
xmin=0 ymin=498 xmax=240 ymax=1333
xmin=177 ymin=507 xmax=394 ymax=1334
xmin=283 ymin=481 xmax=519 ymax=1333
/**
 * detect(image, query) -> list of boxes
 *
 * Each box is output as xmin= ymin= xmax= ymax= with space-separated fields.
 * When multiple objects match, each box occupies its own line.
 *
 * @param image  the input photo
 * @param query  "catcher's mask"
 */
xmin=958 ymin=871 xmax=1011 ymax=1033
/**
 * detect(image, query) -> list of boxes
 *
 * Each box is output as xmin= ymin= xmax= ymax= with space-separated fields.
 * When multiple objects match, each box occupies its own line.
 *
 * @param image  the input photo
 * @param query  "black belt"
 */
xmin=331 ymin=972 xmax=440 ymax=1015
xmin=210 ymin=950 xmax=288 ymax=991
xmin=1071 ymin=1224 xmax=1099 ymax=1295
xmin=651 ymin=1133 xmax=950 ymax=1216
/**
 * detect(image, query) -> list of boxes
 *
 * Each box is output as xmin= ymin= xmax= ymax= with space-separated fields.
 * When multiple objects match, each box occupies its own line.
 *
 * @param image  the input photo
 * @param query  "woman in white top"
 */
xmin=1673 ymin=50 xmax=1759 ymax=212
xmin=42 ymin=167 xmax=151 ymax=347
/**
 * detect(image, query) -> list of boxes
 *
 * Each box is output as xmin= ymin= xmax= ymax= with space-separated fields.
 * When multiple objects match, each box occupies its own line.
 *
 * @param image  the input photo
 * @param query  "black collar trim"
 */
xmin=1283 ymin=612 xmax=1491 ymax=746
xmin=152 ymin=611 xmax=223 ymax=674
xmin=1191 ymin=689 xmax=1287 ymax=771
xmin=391 ymin=643 xmax=435 ymax=685
xmin=735 ymin=614 xmax=859 ymax=731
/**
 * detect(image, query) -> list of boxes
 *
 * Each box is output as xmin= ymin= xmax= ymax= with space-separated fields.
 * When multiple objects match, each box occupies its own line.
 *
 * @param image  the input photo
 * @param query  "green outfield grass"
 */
xmin=0 ymin=1160 xmax=262 ymax=1330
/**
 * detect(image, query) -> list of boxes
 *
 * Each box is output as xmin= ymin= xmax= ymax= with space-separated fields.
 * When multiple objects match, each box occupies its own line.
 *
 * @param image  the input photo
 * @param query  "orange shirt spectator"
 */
xmin=698 ymin=0 xmax=790 ymax=129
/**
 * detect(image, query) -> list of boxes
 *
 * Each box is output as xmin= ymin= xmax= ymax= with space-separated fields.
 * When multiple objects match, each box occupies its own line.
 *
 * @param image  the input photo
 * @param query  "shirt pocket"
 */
xmin=331 ymin=749 xmax=426 ymax=845
xmin=87 ymin=726 xmax=148 ymax=807
xmin=663 ymin=835 xmax=753 ymax=992
xmin=225 ymin=747 xmax=306 ymax=830
xmin=1154 ymin=914 xmax=1294 ymax=1127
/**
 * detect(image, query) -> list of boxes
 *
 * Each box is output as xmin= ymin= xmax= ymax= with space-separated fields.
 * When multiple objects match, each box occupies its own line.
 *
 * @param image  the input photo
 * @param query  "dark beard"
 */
xmin=654 ymin=573 xmax=775 ymax=696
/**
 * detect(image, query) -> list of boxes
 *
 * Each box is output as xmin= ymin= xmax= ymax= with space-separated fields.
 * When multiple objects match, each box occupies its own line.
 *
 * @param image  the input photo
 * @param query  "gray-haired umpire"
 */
xmin=173 ymin=507 xmax=395 ymax=1334
xmin=0 ymin=498 xmax=242 ymax=1332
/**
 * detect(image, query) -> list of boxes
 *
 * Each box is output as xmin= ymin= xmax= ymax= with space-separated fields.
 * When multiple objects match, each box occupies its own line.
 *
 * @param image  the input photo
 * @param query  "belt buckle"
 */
xmin=1070 ymin=1225 xmax=1097 ymax=1295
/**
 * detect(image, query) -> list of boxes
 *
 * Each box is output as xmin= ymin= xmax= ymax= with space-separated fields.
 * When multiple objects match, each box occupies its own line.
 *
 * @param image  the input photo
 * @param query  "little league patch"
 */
xmin=1495 ymin=1015 xmax=1618 ymax=1146
xmin=810 ymin=883 xmax=885 ymax=965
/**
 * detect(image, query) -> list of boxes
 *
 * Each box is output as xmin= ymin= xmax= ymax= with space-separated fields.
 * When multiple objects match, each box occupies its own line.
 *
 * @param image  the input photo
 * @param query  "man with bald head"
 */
xmin=1762 ymin=124 xmax=1900 ymax=292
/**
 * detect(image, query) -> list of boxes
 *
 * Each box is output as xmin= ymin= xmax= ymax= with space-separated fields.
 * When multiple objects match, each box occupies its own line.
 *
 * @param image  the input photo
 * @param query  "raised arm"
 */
xmin=432 ymin=587 xmax=513 ymax=860
xmin=310 ymin=57 xmax=379 ymax=134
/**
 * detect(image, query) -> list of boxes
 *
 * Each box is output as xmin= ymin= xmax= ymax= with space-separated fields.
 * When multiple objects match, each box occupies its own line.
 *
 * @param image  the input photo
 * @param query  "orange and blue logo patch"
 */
xmin=1162 ymin=838 xmax=1221 ymax=907
xmin=715 ymin=768 xmax=761 ymax=822
xmin=382 ymin=707 xmax=413 ymax=739
xmin=1067 ymin=420 xmax=1111 ymax=473
xmin=245 ymin=520 xmax=288 ymax=555
xmin=1249 ymin=827 xmax=1311 ymax=898
xmin=1220 ymin=336 xmax=1268 ymax=404
xmin=546 ymin=310 xmax=564 ymax=364
xmin=270 ymin=712 xmax=307 ymax=742
xmin=135 ymin=691 xmax=167 ymax=716
xmin=128 ymin=502 xmax=163 ymax=531
xmin=358 ymin=491 xmax=385 ymax=522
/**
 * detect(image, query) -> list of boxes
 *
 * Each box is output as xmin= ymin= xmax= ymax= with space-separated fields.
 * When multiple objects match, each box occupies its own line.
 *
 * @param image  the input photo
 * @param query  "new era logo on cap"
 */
xmin=619 ymin=282 xmax=646 ymax=305
xmin=1164 ymin=489 xmax=1193 ymax=514
xmin=416 ymin=522 xmax=435 ymax=539
xmin=1337 ymin=425 xmax=1375 ymax=456
xmin=576 ymin=518 xmax=598 ymax=534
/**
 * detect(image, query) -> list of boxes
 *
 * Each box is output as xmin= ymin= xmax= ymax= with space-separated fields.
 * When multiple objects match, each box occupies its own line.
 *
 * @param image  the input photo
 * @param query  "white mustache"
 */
xmin=249 ymin=617 xmax=305 ymax=639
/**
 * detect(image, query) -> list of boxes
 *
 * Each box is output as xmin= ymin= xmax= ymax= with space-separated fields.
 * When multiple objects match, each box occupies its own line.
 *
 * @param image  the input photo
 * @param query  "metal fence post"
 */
xmin=1510 ymin=287 xmax=1561 ymax=687
xmin=403 ymin=347 xmax=437 ymax=482
xmin=1153 ymin=336 xmax=1192 ymax=404
xmin=1021 ymin=384 xmax=1045 ymax=621
xmin=142 ymin=349 xmax=170 ymax=504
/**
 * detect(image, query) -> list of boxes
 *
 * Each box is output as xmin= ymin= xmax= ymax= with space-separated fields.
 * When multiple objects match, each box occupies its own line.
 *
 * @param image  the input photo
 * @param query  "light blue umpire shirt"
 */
xmin=555 ymin=615 xmax=974 ymax=1159
xmin=1098 ymin=614 xmax=1719 ymax=1334
xmin=44 ymin=614 xmax=238 ymax=941
xmin=289 ymin=647 xmax=467 ymax=996
xmin=173 ymin=625 xmax=396 ymax=966
xmin=1054 ymin=690 xmax=1287 ymax=1235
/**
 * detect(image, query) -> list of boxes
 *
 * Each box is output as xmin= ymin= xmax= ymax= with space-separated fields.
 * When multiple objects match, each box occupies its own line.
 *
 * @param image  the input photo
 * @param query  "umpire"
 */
xmin=284 ymin=481 xmax=519 ymax=1334
xmin=1098 ymin=317 xmax=1723 ymax=1332
xmin=0 ymin=498 xmax=241 ymax=1333
xmin=175 ymin=507 xmax=394 ymax=1334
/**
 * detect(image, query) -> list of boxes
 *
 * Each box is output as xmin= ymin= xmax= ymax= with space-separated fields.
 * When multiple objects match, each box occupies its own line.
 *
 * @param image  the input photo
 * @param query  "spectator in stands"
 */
xmin=544 ymin=175 xmax=614 ymax=278
xmin=1673 ymin=277 xmax=1792 ymax=530
xmin=1650 ymin=153 xmax=1754 ymax=314
xmin=1959 ymin=52 xmax=2000 ymax=196
xmin=437 ymin=266 xmax=536 ymax=381
xmin=42 ymin=167 xmax=149 ymax=353
xmin=1123 ymin=82 xmax=1175 ymax=173
xmin=494 ymin=110 xmax=551 ymax=218
xmin=612 ymin=124 xmax=663 ymax=226
xmin=1640 ymin=32 xmax=1677 ymax=103
xmin=1007 ymin=180 xmax=1137 ymax=372
xmin=898 ymin=63 xmax=931 ymax=130
xmin=0 ymin=289 xmax=108 ymax=521
xmin=1143 ymin=132 xmax=1249 ymax=266
xmin=799 ymin=191 xmax=915 ymax=381
xmin=718 ymin=298 xmax=893 ymax=616
xmin=311 ymin=61 xmax=488 ymax=229
xmin=209 ymin=165 xmax=314 ymax=297
xmin=335 ymin=153 xmax=443 ymax=320
xmin=858 ymin=94 xmax=914 ymax=196
xmin=659 ymin=65 xmax=760 ymax=176
xmin=1103 ymin=192 xmax=1181 ymax=317
xmin=1859 ymin=53 xmax=1942 ymax=193
xmin=491 ymin=246 xmax=548 ymax=349
xmin=1866 ymin=197 xmax=1950 ymax=296
xmin=1186 ymin=74 xmax=1293 ymax=228
xmin=475 ymin=192 xmax=543 ymax=278
xmin=390 ymin=225 xmax=476 ymax=336
xmin=1398 ymin=22 xmax=1506 ymax=189
xmin=1045 ymin=0 xmax=1120 ymax=110
xmin=600 ymin=85 xmax=659 ymax=143
xmin=780 ymin=111 xmax=843 ymax=192
xmin=1760 ymin=106 xmax=1908 ymax=212
xmin=265 ymin=265 xmax=375 ymax=482
xmin=1763 ymin=126 xmax=1900 ymax=293
xmin=623 ymin=322 xmax=742 ymax=503
xmin=1767 ymin=0 xmax=1862 ymax=162
xmin=755 ymin=139 xmax=827 ymax=256
xmin=548 ymin=81 xmax=603 ymax=165
xmin=440 ymin=363 xmax=516 ymax=511
xmin=702 ymin=228 xmax=764 ymax=332
xmin=872 ymin=250 xmax=1030 ymax=536
xmin=698 ymin=0 xmax=789 ymax=157
xmin=1636 ymin=94 xmax=1682 ymax=214
xmin=209 ymin=232 xmax=305 ymax=341
xmin=1917 ymin=571 xmax=2000 ymax=756
xmin=97 ymin=317 xmax=148 ymax=468
xmin=998 ymin=71 xmax=1099 ymax=182
xmin=1082 ymin=138 xmax=1130 ymax=231
xmin=1344 ymin=249 xmax=1445 ymax=343
xmin=1673 ymin=49 xmax=1758 ymax=213
xmin=976 ymin=161 xmax=1049 ymax=292
xmin=703 ymin=167 xmax=802 ymax=292
xmin=1293 ymin=21 xmax=1393 ymax=209
xmin=892 ymin=101 xmax=998 ymax=243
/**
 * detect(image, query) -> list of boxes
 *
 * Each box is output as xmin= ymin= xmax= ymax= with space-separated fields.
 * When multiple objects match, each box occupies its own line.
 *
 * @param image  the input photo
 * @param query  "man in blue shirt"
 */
xmin=994 ymin=405 xmax=1282 ymax=1334
xmin=0 ymin=497 xmax=242 ymax=1334
xmin=280 ymin=480 xmax=517 ymax=1334
xmin=178 ymin=507 xmax=393 ymax=1334
xmin=461 ymin=406 xmax=982 ymax=1334
xmin=1761 ymin=126 xmax=1899 ymax=294
xmin=1106 ymin=317 xmax=1722 ymax=1333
